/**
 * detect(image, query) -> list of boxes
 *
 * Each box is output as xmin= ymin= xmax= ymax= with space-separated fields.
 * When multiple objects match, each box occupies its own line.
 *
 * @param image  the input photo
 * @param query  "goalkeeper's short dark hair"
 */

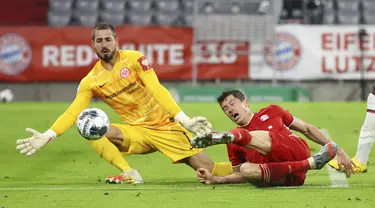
xmin=217 ymin=89 xmax=246 ymax=104
xmin=92 ymin=23 xmax=116 ymax=41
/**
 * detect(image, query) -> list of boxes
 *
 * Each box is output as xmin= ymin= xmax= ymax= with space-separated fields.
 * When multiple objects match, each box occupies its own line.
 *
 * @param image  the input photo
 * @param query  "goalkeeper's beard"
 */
xmin=97 ymin=49 xmax=116 ymax=63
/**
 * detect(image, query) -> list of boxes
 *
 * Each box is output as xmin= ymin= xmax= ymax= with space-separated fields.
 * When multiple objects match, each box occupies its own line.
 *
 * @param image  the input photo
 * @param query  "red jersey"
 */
xmin=227 ymin=105 xmax=310 ymax=167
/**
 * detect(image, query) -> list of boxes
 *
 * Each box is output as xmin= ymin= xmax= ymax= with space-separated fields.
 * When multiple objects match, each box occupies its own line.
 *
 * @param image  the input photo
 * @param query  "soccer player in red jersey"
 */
xmin=191 ymin=89 xmax=355 ymax=186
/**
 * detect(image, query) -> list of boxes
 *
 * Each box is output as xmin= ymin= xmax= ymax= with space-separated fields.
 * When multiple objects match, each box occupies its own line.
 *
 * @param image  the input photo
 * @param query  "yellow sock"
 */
xmin=212 ymin=162 xmax=233 ymax=176
xmin=88 ymin=136 xmax=132 ymax=172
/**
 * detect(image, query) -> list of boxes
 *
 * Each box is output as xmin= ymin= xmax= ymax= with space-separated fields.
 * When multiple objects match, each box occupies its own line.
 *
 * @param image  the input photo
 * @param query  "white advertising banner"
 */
xmin=251 ymin=25 xmax=375 ymax=80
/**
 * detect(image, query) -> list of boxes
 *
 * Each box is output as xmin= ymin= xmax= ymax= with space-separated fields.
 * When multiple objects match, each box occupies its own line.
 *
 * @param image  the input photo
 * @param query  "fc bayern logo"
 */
xmin=260 ymin=114 xmax=269 ymax=121
xmin=264 ymin=33 xmax=301 ymax=71
xmin=0 ymin=33 xmax=32 ymax=76
xmin=120 ymin=68 xmax=130 ymax=78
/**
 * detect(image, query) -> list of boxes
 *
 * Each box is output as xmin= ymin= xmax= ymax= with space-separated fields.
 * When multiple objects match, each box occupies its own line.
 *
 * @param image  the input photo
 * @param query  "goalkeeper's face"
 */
xmin=92 ymin=29 xmax=118 ymax=62
xmin=220 ymin=95 xmax=251 ymax=126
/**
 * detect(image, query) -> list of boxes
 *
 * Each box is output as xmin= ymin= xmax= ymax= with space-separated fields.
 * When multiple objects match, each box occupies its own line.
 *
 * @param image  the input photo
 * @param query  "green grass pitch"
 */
xmin=1 ymin=102 xmax=375 ymax=208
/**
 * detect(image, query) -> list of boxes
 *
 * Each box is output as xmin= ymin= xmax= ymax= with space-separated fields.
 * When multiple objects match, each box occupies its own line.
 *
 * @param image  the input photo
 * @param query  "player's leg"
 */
xmin=240 ymin=142 xmax=338 ymax=186
xmin=240 ymin=163 xmax=306 ymax=187
xmin=87 ymin=125 xmax=132 ymax=172
xmin=181 ymin=152 xmax=233 ymax=176
xmin=147 ymin=129 xmax=233 ymax=176
xmin=87 ymin=124 xmax=144 ymax=184
xmin=191 ymin=129 xmax=272 ymax=154
xmin=329 ymin=88 xmax=375 ymax=173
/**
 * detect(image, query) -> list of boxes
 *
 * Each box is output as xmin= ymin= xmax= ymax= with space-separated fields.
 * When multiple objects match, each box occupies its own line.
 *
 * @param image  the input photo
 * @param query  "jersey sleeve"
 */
xmin=271 ymin=105 xmax=295 ymax=127
xmin=49 ymin=78 xmax=92 ymax=136
xmin=227 ymin=144 xmax=246 ymax=167
xmin=130 ymin=51 xmax=182 ymax=117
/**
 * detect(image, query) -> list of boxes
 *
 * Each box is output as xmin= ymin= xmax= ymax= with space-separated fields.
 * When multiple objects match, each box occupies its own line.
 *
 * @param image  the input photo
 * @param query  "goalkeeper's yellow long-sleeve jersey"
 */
xmin=50 ymin=50 xmax=183 ymax=136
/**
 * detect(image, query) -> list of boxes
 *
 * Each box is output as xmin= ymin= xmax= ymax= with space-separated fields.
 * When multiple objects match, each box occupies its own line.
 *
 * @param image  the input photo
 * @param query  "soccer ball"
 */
xmin=0 ymin=89 xmax=14 ymax=103
xmin=76 ymin=108 xmax=110 ymax=140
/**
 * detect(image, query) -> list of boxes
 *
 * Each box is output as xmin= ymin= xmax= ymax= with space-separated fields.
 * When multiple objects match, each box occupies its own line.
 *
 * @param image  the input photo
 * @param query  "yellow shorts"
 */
xmin=111 ymin=124 xmax=203 ymax=163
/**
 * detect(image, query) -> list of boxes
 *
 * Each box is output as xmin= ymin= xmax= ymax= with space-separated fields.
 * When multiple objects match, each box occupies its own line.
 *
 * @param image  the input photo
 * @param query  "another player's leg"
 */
xmin=88 ymin=125 xmax=143 ymax=184
xmin=329 ymin=90 xmax=375 ymax=173
xmin=241 ymin=142 xmax=338 ymax=186
xmin=182 ymin=151 xmax=233 ymax=176
xmin=191 ymin=129 xmax=272 ymax=155
xmin=150 ymin=129 xmax=233 ymax=177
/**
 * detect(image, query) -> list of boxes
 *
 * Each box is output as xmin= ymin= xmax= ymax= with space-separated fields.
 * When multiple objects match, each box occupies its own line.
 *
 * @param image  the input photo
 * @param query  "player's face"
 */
xmin=220 ymin=95 xmax=251 ymax=126
xmin=92 ymin=29 xmax=118 ymax=62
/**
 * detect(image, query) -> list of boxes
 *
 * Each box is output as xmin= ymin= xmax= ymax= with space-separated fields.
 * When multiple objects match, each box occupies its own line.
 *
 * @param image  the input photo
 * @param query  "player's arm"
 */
xmin=49 ymin=80 xmax=93 ymax=136
xmin=197 ymin=165 xmax=247 ymax=184
xmin=271 ymin=104 xmax=330 ymax=145
xmin=16 ymin=79 xmax=93 ymax=155
xmin=288 ymin=111 xmax=355 ymax=177
xmin=132 ymin=52 xmax=211 ymax=135
xmin=197 ymin=144 xmax=247 ymax=184
xmin=289 ymin=118 xmax=331 ymax=146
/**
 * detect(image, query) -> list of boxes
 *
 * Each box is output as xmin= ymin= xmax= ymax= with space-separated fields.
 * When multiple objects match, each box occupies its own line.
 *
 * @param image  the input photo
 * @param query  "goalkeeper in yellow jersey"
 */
xmin=15 ymin=23 xmax=233 ymax=184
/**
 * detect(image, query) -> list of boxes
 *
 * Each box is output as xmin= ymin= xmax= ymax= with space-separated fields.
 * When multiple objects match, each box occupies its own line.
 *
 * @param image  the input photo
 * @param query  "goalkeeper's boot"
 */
xmin=105 ymin=169 xmax=144 ymax=184
xmin=328 ymin=157 xmax=368 ymax=173
xmin=312 ymin=141 xmax=338 ymax=169
xmin=191 ymin=132 xmax=234 ymax=148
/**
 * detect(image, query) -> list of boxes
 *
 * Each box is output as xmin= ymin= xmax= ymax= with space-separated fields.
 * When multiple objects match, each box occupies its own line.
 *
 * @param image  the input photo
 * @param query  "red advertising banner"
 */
xmin=0 ymin=26 xmax=249 ymax=82
xmin=194 ymin=40 xmax=249 ymax=79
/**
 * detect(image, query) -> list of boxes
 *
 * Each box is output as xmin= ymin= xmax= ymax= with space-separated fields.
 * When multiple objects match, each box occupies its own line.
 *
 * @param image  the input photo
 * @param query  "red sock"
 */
xmin=259 ymin=160 xmax=311 ymax=183
xmin=229 ymin=128 xmax=252 ymax=146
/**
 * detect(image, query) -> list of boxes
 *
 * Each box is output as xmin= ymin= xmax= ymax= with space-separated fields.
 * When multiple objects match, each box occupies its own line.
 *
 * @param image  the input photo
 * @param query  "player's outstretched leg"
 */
xmin=190 ymin=132 xmax=235 ymax=148
xmin=239 ymin=142 xmax=338 ymax=186
xmin=105 ymin=169 xmax=144 ymax=184
xmin=311 ymin=141 xmax=338 ymax=169
xmin=191 ymin=129 xmax=271 ymax=155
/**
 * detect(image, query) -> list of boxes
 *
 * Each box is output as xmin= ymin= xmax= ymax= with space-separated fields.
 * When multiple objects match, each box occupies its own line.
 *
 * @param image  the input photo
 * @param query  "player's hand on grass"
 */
xmin=16 ymin=128 xmax=53 ymax=156
xmin=196 ymin=168 xmax=216 ymax=184
xmin=336 ymin=148 xmax=356 ymax=178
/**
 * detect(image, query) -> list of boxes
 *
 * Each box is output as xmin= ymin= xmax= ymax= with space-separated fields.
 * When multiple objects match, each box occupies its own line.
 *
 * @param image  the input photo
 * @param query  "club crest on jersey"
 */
xmin=260 ymin=115 xmax=269 ymax=121
xmin=137 ymin=56 xmax=151 ymax=71
xmin=120 ymin=68 xmax=130 ymax=78
xmin=0 ymin=33 xmax=32 ymax=76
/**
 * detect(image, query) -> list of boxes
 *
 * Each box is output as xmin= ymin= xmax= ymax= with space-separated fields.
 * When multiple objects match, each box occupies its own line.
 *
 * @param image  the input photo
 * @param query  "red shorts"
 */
xmin=268 ymin=131 xmax=311 ymax=162
xmin=269 ymin=131 xmax=311 ymax=186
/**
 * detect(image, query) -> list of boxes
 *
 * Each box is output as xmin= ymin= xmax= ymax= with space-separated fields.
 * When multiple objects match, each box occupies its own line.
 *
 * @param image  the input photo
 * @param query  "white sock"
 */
xmin=308 ymin=157 xmax=316 ymax=169
xmin=355 ymin=93 xmax=375 ymax=164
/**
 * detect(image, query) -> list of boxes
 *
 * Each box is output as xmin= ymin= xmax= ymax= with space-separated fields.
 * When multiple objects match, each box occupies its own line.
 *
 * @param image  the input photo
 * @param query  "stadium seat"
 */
xmin=336 ymin=0 xmax=359 ymax=12
xmin=323 ymin=13 xmax=336 ymax=24
xmin=48 ymin=11 xmax=72 ymax=27
xmin=362 ymin=10 xmax=375 ymax=24
xmin=323 ymin=0 xmax=335 ymax=10
xmin=155 ymin=0 xmax=180 ymax=13
xmin=199 ymin=2 xmax=215 ymax=14
xmin=337 ymin=11 xmax=359 ymax=24
xmin=101 ymin=0 xmax=126 ymax=13
xmin=127 ymin=12 xmax=153 ymax=25
xmin=182 ymin=14 xmax=193 ymax=26
xmin=181 ymin=0 xmax=194 ymax=13
xmin=154 ymin=12 xmax=180 ymax=26
xmin=213 ymin=2 xmax=232 ymax=14
xmin=362 ymin=0 xmax=375 ymax=13
xmin=99 ymin=11 xmax=125 ymax=26
xmin=49 ymin=0 xmax=73 ymax=12
xmin=128 ymin=0 xmax=153 ymax=12
xmin=73 ymin=11 xmax=98 ymax=26
xmin=75 ymin=0 xmax=100 ymax=12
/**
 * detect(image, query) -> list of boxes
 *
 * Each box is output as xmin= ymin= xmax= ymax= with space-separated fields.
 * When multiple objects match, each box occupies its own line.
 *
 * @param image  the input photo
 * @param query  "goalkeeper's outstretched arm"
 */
xmin=16 ymin=79 xmax=93 ymax=155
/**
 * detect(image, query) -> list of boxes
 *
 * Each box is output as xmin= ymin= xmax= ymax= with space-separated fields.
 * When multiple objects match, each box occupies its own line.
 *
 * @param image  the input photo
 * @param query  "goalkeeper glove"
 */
xmin=175 ymin=112 xmax=212 ymax=136
xmin=16 ymin=128 xmax=56 ymax=156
